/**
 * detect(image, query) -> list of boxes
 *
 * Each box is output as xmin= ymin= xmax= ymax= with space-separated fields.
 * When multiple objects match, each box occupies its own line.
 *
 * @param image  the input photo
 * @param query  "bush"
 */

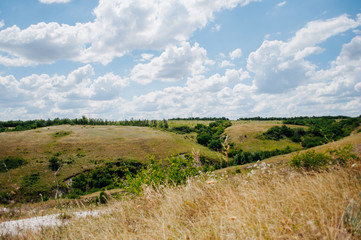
xmin=197 ymin=132 xmax=212 ymax=146
xmin=289 ymin=150 xmax=330 ymax=170
xmin=0 ymin=156 xmax=27 ymax=172
xmin=96 ymin=191 xmax=108 ymax=204
xmin=49 ymin=156 xmax=62 ymax=171
xmin=53 ymin=131 xmax=71 ymax=138
xmin=330 ymin=145 xmax=358 ymax=166
xmin=208 ymin=139 xmax=223 ymax=151
xmin=171 ymin=126 xmax=192 ymax=134
xmin=124 ymin=156 xmax=200 ymax=195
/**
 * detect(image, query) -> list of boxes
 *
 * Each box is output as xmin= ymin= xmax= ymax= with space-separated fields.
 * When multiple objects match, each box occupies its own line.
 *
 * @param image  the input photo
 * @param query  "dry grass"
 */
xmin=20 ymin=161 xmax=361 ymax=239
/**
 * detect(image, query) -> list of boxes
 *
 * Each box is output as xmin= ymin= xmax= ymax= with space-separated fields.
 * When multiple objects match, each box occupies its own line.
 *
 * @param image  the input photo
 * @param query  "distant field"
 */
xmin=225 ymin=120 xmax=304 ymax=152
xmin=167 ymin=120 xmax=213 ymax=128
xmin=0 ymin=125 xmax=218 ymax=193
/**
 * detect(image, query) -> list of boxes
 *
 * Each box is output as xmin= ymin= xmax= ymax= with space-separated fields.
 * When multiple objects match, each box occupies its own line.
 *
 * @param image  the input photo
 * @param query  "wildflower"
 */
xmin=230 ymin=216 xmax=237 ymax=221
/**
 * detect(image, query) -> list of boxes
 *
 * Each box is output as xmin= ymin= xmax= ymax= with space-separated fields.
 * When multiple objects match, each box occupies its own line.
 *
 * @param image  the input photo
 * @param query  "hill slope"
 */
xmin=0 ymin=125 xmax=218 ymax=194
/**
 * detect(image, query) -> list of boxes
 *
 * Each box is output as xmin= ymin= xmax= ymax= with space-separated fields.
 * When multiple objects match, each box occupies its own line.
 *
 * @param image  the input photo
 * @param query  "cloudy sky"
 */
xmin=0 ymin=0 xmax=360 ymax=120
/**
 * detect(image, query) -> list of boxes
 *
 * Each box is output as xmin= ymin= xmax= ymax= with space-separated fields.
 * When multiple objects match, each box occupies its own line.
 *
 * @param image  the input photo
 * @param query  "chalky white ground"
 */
xmin=0 ymin=210 xmax=104 ymax=236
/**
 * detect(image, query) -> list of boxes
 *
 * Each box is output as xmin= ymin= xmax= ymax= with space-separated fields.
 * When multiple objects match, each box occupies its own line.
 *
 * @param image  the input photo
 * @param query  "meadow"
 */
xmin=1 ymin=118 xmax=361 ymax=239
xmin=5 ymin=134 xmax=361 ymax=239
xmin=0 ymin=124 xmax=218 ymax=200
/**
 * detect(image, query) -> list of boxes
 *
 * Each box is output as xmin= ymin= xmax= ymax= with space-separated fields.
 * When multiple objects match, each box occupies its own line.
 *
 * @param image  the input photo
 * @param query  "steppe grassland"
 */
xmin=225 ymin=120 xmax=304 ymax=152
xmin=0 ymin=125 xmax=218 ymax=192
xmin=29 ymin=148 xmax=361 ymax=239
xmin=220 ymin=129 xmax=361 ymax=174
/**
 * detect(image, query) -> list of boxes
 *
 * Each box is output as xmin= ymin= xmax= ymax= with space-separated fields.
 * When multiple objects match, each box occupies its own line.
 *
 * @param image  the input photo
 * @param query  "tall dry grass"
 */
xmin=13 ymin=164 xmax=361 ymax=239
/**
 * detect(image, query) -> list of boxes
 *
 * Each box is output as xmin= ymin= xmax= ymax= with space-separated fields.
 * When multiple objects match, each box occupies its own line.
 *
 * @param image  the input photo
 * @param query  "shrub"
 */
xmin=124 ymin=156 xmax=200 ymax=195
xmin=0 ymin=156 xmax=27 ymax=172
xmin=330 ymin=145 xmax=358 ymax=166
xmin=171 ymin=126 xmax=192 ymax=134
xmin=197 ymin=132 xmax=212 ymax=146
xmin=95 ymin=191 xmax=108 ymax=204
xmin=49 ymin=156 xmax=62 ymax=171
xmin=208 ymin=139 xmax=223 ymax=151
xmin=289 ymin=150 xmax=330 ymax=170
xmin=53 ymin=131 xmax=71 ymax=138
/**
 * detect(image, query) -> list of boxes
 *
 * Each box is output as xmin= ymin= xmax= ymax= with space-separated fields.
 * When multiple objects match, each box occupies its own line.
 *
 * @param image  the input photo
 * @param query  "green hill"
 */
xmin=0 ymin=125 xmax=218 ymax=200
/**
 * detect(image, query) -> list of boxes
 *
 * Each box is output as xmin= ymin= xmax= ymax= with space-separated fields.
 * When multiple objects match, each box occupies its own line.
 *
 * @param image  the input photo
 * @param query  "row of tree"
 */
xmin=0 ymin=117 xmax=169 ymax=132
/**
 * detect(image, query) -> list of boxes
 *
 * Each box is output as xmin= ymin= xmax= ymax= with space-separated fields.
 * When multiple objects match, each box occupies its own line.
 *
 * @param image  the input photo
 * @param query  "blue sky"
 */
xmin=0 ymin=0 xmax=360 ymax=120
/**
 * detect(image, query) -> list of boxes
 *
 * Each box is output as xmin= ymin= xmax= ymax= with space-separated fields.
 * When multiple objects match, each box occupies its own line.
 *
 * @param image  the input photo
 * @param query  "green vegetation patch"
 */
xmin=53 ymin=131 xmax=71 ymax=138
xmin=0 ymin=156 xmax=27 ymax=172
xmin=289 ymin=145 xmax=359 ymax=171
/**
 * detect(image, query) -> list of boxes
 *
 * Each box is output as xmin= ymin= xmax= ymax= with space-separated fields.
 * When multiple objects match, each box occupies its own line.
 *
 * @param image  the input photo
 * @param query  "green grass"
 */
xmin=0 ymin=125 xmax=218 ymax=198
xmin=225 ymin=121 xmax=304 ymax=153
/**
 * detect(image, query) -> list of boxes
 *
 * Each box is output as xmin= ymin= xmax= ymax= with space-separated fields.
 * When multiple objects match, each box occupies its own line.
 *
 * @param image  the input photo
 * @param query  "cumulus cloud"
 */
xmin=0 ymin=0 xmax=261 ymax=66
xmin=247 ymin=14 xmax=361 ymax=94
xmin=39 ymin=0 xmax=71 ymax=3
xmin=140 ymin=53 xmax=154 ymax=62
xmin=230 ymin=48 xmax=242 ymax=59
xmin=130 ymin=42 xmax=210 ymax=84
xmin=221 ymin=60 xmax=235 ymax=68
xmin=0 ymin=65 xmax=129 ymax=119
xmin=127 ymin=16 xmax=361 ymax=119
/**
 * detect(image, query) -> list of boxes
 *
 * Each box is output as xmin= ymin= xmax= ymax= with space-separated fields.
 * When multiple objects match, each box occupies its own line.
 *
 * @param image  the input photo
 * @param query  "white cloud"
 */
xmin=0 ymin=0 xmax=261 ymax=66
xmin=91 ymin=73 xmax=129 ymax=100
xmin=140 ymin=53 xmax=154 ymax=62
xmin=230 ymin=48 xmax=242 ymax=60
xmin=277 ymin=1 xmax=286 ymax=7
xmin=130 ymin=42 xmax=210 ymax=84
xmin=0 ymin=23 xmax=85 ymax=65
xmin=221 ymin=60 xmax=235 ymax=68
xmin=39 ymin=0 xmax=71 ymax=3
xmin=212 ymin=24 xmax=221 ymax=32
xmin=0 ymin=65 xmax=129 ymax=119
xmin=247 ymin=14 xmax=361 ymax=94
xmin=0 ymin=20 xmax=4 ymax=29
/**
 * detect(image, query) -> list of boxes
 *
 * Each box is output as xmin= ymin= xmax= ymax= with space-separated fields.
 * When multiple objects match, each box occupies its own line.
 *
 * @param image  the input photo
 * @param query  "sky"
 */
xmin=0 ymin=0 xmax=360 ymax=120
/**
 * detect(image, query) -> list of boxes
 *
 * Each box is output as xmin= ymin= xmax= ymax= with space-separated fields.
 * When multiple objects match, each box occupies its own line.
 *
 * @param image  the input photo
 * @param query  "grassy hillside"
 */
xmin=225 ymin=120 xmax=304 ymax=152
xmin=0 ymin=125 xmax=218 ymax=196
xmin=9 ymin=133 xmax=361 ymax=239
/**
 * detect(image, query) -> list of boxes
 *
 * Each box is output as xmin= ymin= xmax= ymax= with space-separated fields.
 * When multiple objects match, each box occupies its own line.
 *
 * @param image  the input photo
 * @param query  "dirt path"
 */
xmin=0 ymin=210 xmax=104 ymax=237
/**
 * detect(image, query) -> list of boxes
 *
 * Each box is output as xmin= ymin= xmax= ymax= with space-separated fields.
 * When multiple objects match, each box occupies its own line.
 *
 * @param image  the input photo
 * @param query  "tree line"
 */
xmin=0 ymin=117 xmax=169 ymax=132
